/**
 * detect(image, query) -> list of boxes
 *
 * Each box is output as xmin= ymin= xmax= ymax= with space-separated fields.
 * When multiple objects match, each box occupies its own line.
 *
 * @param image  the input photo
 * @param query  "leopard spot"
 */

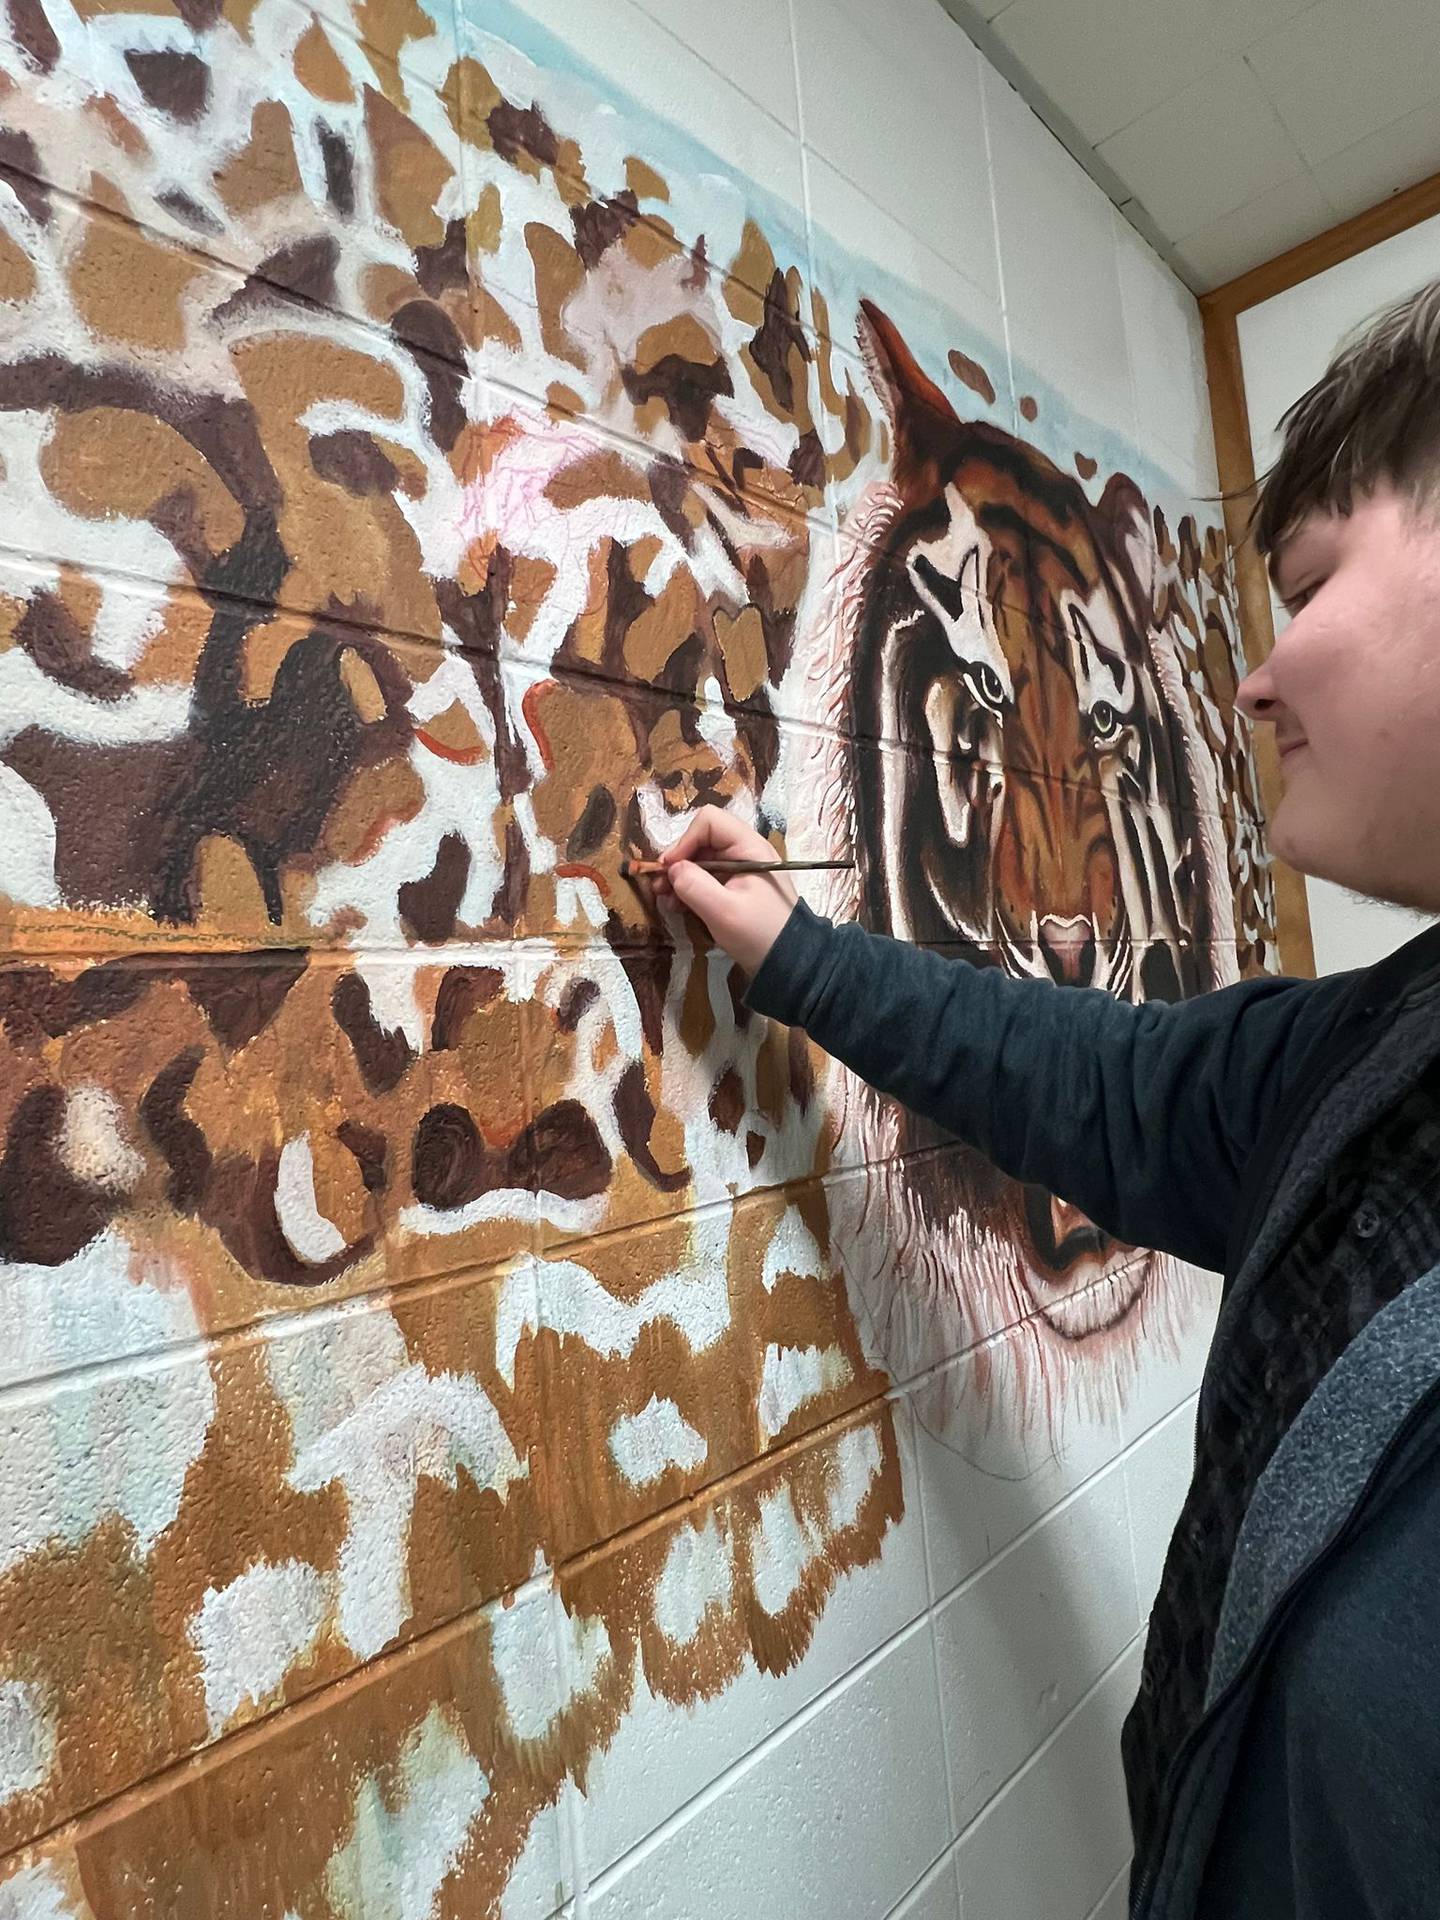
xmin=319 ymin=127 xmax=355 ymax=215
xmin=414 ymin=217 xmax=468 ymax=300
xmin=364 ymin=84 xmax=452 ymax=251
xmin=788 ymin=429 xmax=824 ymax=492
xmin=412 ymin=1103 xmax=487 ymax=1211
xmin=185 ymin=952 xmax=307 ymax=1050
xmin=0 ymin=131 xmax=50 ymax=226
xmin=487 ymin=98 xmax=558 ymax=169
xmin=331 ymin=973 xmax=414 ymax=1094
xmin=248 ymin=235 xmax=340 ymax=311
xmin=619 ymin=953 xmax=671 ymax=1056
xmin=215 ymin=100 xmax=300 ymax=218
xmin=338 ymin=1120 xmax=389 ymax=1194
xmin=708 ymin=1068 xmax=744 ymax=1135
xmin=947 ymin=348 xmax=996 ymax=407
xmin=622 ymin=352 xmax=733 ymax=446
xmin=510 ymin=1100 xmax=610 ymax=1201
xmin=565 ymin=785 xmax=615 ymax=862
xmin=139 ymin=1048 xmax=212 ymax=1211
xmin=398 ymin=832 xmax=471 ymax=944
xmin=555 ymin=979 xmax=598 ymax=1034
xmin=613 ymin=1062 xmax=689 ymax=1195
xmin=787 ymin=1027 xmax=815 ymax=1111
xmin=293 ymin=20 xmax=354 ymax=103
xmin=749 ymin=267 xmax=808 ymax=413
xmin=155 ymin=187 xmax=222 ymax=236
xmin=571 ymin=191 xmax=640 ymax=271
xmin=7 ymin=0 xmax=58 ymax=74
xmin=0 ymin=223 xmax=36 ymax=303
xmin=0 ymin=1085 xmax=117 ymax=1264
xmin=16 ymin=587 xmax=130 ymax=699
xmin=124 ymin=49 xmax=210 ymax=122
xmin=432 ymin=965 xmax=504 ymax=1050
xmin=310 ymin=429 xmax=401 ymax=496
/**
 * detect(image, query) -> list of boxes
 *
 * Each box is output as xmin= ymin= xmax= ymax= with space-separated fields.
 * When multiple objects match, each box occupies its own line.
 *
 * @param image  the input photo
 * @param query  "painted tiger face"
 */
xmin=820 ymin=304 xmax=1237 ymax=1377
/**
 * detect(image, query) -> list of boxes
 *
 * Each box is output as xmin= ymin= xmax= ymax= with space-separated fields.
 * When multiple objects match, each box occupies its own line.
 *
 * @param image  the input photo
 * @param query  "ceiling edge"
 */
xmin=933 ymin=0 xmax=1207 ymax=292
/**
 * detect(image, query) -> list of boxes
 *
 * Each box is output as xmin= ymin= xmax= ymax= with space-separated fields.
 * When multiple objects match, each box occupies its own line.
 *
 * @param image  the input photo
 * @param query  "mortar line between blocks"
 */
xmin=0 ymin=1563 xmax=556 ymax=1867
xmin=583 ymin=1613 xmax=934 ymax=1903
xmin=1120 ymin=1409 xmax=1150 ymax=1635
xmin=976 ymin=38 xmax=1020 ymax=434
xmin=922 ymin=1397 xmax=1193 ymax=1618
xmin=626 ymin=0 xmax=801 ymax=144
xmin=546 ymin=1582 xmax=593 ymax=1915
xmin=1111 ymin=203 xmax=1146 ymax=465
xmin=950 ymin=1625 xmax=1146 ymax=1851
xmin=882 ymin=1836 xmax=965 ymax=1920
xmin=904 ymin=1393 xmax=962 ymax=1835
xmin=787 ymin=0 xmax=815 ymax=259
xmin=1086 ymin=1856 xmax=1133 ymax=1920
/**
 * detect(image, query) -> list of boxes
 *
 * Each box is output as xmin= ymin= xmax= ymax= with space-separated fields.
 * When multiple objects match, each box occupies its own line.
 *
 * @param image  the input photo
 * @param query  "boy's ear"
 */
xmin=857 ymin=299 xmax=962 ymax=504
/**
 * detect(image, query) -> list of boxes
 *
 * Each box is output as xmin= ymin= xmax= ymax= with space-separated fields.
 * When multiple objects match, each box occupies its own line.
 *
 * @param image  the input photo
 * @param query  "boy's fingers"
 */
xmin=667 ymin=858 xmax=734 ymax=931
xmin=661 ymin=818 xmax=717 ymax=867
xmin=663 ymin=805 xmax=746 ymax=867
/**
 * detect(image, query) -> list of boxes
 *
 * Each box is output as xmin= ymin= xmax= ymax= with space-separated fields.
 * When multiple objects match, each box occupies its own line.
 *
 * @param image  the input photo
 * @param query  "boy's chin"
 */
xmin=1282 ymin=821 xmax=1437 ymax=915
xmin=1265 ymin=799 xmax=1315 ymax=875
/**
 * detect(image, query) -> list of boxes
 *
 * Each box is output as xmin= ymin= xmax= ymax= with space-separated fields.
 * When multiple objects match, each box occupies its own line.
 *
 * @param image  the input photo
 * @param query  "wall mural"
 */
xmin=0 ymin=0 xmax=1276 ymax=1910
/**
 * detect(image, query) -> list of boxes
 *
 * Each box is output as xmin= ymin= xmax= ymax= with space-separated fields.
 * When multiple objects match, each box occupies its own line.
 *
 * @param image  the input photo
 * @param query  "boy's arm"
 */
xmin=746 ymin=902 xmax=1349 ymax=1271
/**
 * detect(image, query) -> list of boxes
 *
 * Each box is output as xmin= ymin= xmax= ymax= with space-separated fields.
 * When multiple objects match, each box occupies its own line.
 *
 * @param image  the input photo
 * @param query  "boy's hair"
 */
xmin=1254 ymin=275 xmax=1440 ymax=560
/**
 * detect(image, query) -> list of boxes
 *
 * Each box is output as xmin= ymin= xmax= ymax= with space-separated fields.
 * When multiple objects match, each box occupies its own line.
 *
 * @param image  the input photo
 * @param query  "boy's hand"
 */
xmin=652 ymin=806 xmax=798 ymax=977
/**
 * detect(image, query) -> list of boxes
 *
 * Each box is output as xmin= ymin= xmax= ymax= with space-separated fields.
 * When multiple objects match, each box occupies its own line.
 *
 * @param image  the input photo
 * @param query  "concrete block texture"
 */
xmin=0 ymin=0 xmax=1267 ymax=1910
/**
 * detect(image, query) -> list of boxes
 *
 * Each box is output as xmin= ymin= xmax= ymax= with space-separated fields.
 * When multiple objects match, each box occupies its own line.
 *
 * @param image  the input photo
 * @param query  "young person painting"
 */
xmin=653 ymin=279 xmax=1440 ymax=1920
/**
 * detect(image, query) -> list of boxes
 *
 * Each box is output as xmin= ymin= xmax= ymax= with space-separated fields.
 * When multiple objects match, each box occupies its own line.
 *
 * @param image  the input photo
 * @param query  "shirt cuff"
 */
xmin=743 ymin=899 xmax=834 ymax=1026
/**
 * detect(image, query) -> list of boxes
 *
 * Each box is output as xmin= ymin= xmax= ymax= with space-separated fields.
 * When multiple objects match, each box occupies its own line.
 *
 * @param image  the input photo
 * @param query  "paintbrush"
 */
xmin=620 ymin=856 xmax=855 ymax=878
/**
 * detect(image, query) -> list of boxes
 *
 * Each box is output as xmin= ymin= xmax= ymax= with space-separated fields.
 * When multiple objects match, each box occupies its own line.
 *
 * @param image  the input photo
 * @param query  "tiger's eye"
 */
xmin=966 ymin=662 xmax=1005 ymax=709
xmin=1091 ymin=699 xmax=1120 ymax=741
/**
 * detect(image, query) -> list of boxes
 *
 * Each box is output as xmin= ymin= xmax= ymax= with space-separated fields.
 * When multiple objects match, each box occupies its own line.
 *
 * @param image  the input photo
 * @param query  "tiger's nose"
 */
xmin=1038 ymin=914 xmax=1098 ymax=987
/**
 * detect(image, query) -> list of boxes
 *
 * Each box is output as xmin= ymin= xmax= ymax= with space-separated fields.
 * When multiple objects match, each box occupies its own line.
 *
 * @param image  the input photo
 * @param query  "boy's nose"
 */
xmin=1235 ymin=660 xmax=1277 ymax=720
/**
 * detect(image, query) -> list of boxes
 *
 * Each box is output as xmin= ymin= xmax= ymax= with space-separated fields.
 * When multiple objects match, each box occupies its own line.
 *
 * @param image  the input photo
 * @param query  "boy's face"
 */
xmin=1238 ymin=486 xmax=1440 ymax=915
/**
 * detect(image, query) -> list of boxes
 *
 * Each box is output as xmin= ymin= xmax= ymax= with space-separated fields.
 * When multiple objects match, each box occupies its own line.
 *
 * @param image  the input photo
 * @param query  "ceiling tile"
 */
xmin=1204 ymin=0 xmax=1316 ymax=46
xmin=1245 ymin=0 xmax=1440 ymax=165
xmin=991 ymin=0 xmax=1221 ymax=146
xmin=986 ymin=0 xmax=1320 ymax=147
xmin=1098 ymin=57 xmax=1306 ymax=239
xmin=1173 ymin=171 xmax=1334 ymax=292
xmin=1311 ymin=99 xmax=1440 ymax=223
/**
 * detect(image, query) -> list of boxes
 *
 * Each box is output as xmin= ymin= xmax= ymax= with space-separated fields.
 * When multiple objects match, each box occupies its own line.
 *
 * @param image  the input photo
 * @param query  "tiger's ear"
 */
xmin=858 ymin=300 xmax=962 ymax=503
xmin=1096 ymin=471 xmax=1156 ymax=626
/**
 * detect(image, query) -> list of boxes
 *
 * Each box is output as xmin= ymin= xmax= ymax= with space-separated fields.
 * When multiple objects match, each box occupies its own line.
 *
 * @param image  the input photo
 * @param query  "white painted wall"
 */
xmin=1238 ymin=221 xmax=1440 ymax=974
xmin=488 ymin=7 xmax=1223 ymax=1918
xmin=0 ymin=1 xmax=1229 ymax=1912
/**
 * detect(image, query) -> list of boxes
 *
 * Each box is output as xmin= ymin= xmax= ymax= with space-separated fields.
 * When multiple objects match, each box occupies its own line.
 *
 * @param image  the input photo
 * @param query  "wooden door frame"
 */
xmin=1199 ymin=166 xmax=1440 ymax=978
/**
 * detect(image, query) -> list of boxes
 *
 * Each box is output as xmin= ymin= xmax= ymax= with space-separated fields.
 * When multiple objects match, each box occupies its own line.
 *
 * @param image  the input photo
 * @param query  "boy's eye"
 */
xmin=1284 ymin=582 xmax=1319 ymax=616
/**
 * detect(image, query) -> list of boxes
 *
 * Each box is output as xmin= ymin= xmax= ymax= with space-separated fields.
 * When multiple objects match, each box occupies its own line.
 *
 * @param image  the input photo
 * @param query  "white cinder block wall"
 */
xmin=504 ymin=3 xmax=1221 ymax=1916
xmin=0 ymin=0 xmax=1232 ymax=1908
